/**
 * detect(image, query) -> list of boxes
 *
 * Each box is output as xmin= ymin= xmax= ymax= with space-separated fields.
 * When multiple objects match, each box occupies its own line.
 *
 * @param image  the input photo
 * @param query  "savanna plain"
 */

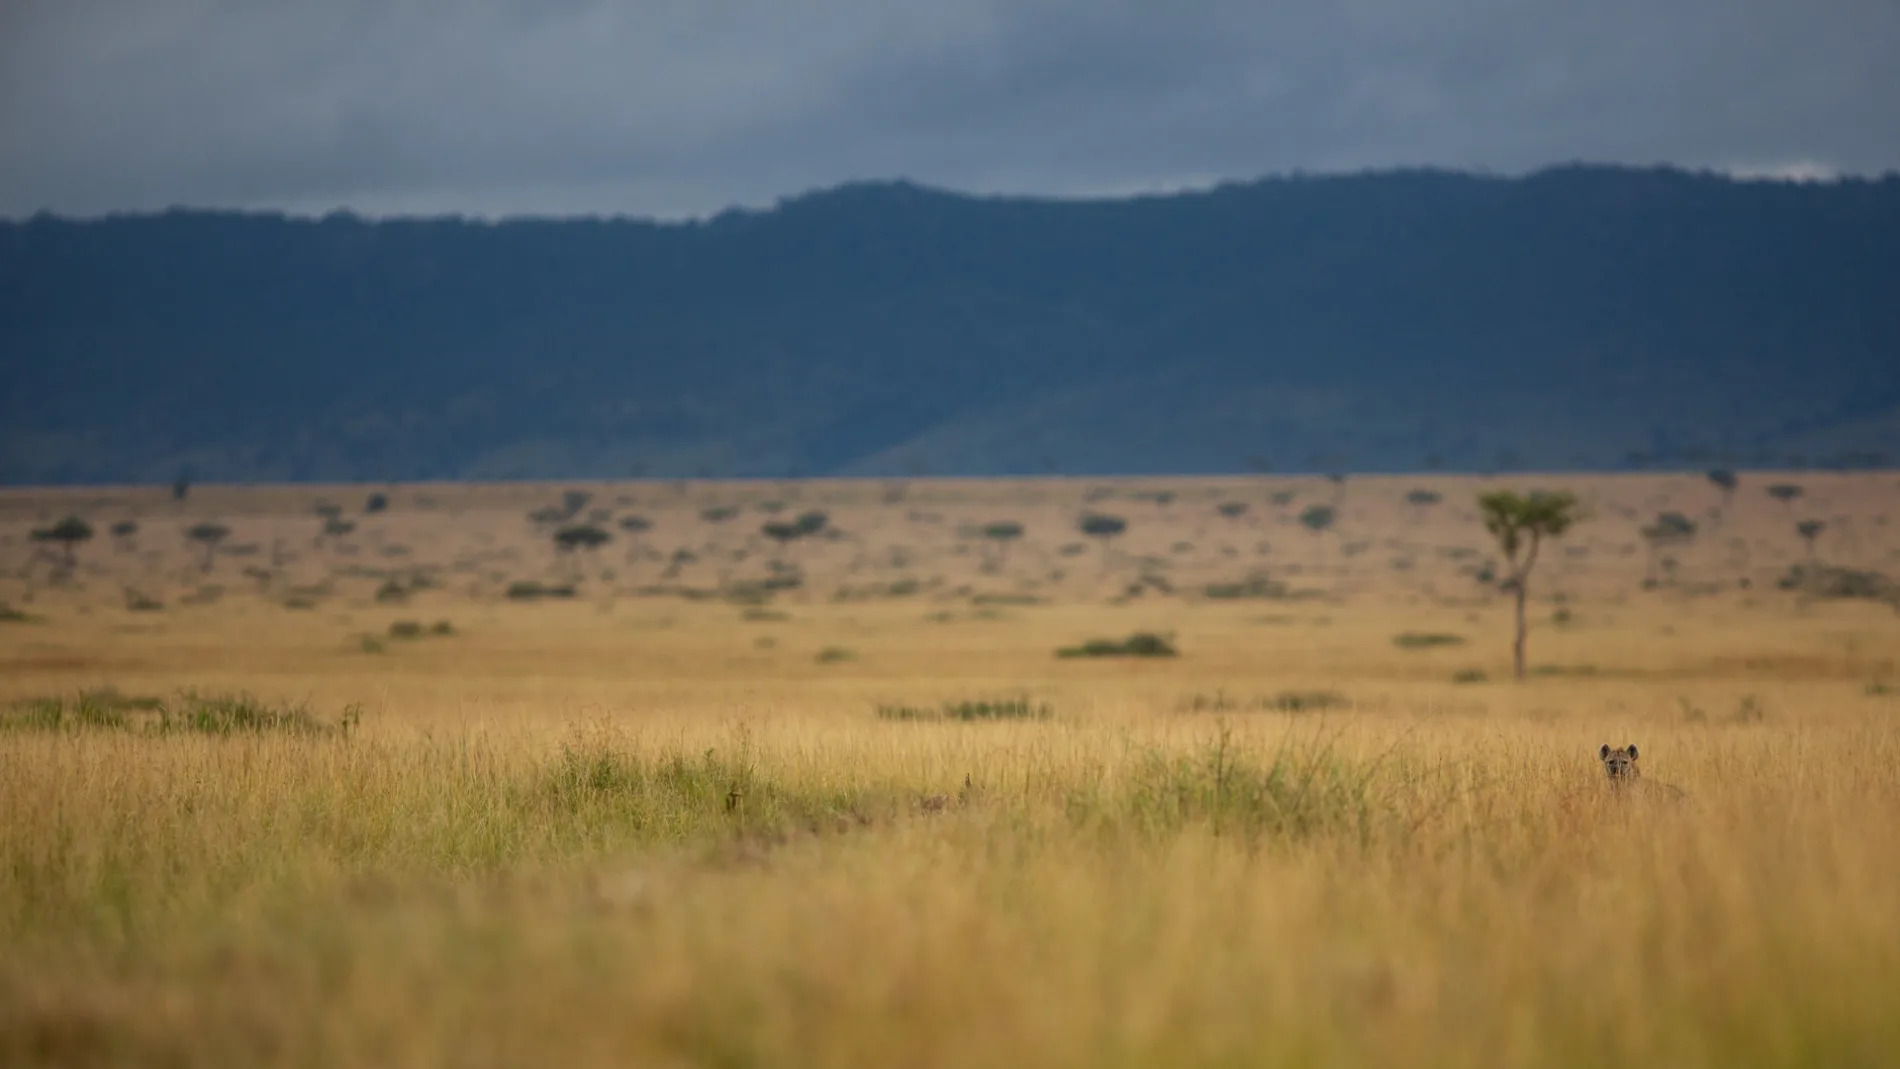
xmin=3 ymin=472 xmax=1898 ymax=1068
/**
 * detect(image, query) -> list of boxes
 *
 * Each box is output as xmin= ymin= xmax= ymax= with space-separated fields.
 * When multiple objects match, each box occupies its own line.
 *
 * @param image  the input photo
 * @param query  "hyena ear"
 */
xmin=1599 ymin=744 xmax=1611 ymax=760
xmin=1627 ymin=744 xmax=1638 ymax=760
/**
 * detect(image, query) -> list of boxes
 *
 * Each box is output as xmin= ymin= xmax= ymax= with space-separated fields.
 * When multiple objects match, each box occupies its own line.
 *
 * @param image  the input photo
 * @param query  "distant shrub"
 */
xmin=1451 ymin=669 xmax=1488 ymax=684
xmin=1203 ymin=574 xmax=1287 ymax=600
xmin=365 ymin=492 xmax=389 ymax=514
xmin=1405 ymin=489 xmax=1442 ymax=507
xmin=554 ymin=524 xmax=612 ymax=553
xmin=375 ymin=579 xmax=410 ymax=603
xmin=0 ymin=602 xmax=33 ymax=623
xmin=619 ymin=515 xmax=653 ymax=534
xmin=1217 ymin=501 xmax=1249 ymax=519
xmin=506 ymin=580 xmax=578 ymax=600
xmin=815 ymin=646 xmax=857 ymax=664
xmin=1392 ymin=632 xmax=1467 ymax=650
xmin=1265 ymin=690 xmax=1349 ymax=712
xmin=388 ymin=620 xmax=425 ymax=639
xmin=430 ymin=619 xmax=455 ymax=635
xmin=700 ymin=506 xmax=738 ymax=523
xmin=122 ymin=588 xmax=164 ymax=612
xmin=1056 ymin=632 xmax=1178 ymax=659
xmin=1298 ymin=505 xmax=1338 ymax=533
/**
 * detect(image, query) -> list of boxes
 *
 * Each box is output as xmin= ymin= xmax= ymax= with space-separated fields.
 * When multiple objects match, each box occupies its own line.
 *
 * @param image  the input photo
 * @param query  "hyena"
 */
xmin=1598 ymin=744 xmax=1640 ymax=782
xmin=1598 ymin=744 xmax=1686 ymax=801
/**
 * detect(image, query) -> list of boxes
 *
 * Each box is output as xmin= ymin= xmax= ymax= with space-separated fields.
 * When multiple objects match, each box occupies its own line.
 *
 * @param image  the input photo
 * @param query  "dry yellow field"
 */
xmin=2 ymin=473 xmax=1898 ymax=1067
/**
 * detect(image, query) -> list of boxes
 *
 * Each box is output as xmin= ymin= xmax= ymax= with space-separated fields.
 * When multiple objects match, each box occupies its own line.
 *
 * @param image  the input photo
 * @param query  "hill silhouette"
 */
xmin=2 ymin=165 xmax=1897 ymax=484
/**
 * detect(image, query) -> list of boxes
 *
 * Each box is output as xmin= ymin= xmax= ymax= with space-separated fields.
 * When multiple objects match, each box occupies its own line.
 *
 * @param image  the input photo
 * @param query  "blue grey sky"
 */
xmin=3 ymin=0 xmax=1896 ymax=219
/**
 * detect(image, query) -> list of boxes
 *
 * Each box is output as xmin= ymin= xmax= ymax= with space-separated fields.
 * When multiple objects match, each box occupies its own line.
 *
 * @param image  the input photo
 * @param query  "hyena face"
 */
xmin=1598 ymin=744 xmax=1640 ymax=782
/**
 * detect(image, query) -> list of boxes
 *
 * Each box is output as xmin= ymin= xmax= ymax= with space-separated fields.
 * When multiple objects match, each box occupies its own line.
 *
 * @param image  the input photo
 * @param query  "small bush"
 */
xmin=430 ymin=620 xmax=455 ymax=636
xmin=1392 ymin=632 xmax=1467 ymax=650
xmin=388 ymin=620 xmax=425 ymax=639
xmin=815 ymin=646 xmax=857 ymax=664
xmin=1056 ymin=632 xmax=1179 ymax=659
xmin=1451 ymin=669 xmax=1488 ymax=684
xmin=375 ymin=579 xmax=410 ymax=603
xmin=0 ymin=602 xmax=31 ymax=623
xmin=122 ymin=588 xmax=164 ymax=612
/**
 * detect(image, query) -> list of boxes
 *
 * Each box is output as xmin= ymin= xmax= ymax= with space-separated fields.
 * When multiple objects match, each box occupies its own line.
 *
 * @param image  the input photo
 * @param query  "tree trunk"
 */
xmin=1512 ymin=579 xmax=1528 ymax=681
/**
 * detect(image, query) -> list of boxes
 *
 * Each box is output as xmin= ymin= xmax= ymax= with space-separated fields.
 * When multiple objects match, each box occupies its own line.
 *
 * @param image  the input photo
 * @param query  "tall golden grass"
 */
xmin=1 ymin=473 xmax=1896 ymax=1066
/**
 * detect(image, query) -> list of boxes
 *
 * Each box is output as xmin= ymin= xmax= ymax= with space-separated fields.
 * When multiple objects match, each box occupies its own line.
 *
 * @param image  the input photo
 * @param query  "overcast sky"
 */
xmin=3 ymin=0 xmax=1897 ymax=220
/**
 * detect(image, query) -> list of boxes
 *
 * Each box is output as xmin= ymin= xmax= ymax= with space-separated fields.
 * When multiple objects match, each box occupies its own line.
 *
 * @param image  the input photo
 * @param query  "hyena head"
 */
xmin=1598 ymin=744 xmax=1640 ymax=782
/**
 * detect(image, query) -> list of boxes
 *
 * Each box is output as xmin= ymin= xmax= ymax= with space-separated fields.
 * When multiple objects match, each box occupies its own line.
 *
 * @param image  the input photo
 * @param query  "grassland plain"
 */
xmin=2 ymin=473 xmax=1898 ymax=1067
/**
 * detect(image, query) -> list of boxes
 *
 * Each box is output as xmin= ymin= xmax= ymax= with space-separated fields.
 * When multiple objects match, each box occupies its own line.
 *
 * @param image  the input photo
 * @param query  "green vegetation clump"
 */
xmin=1392 ymin=632 xmax=1468 ymax=650
xmin=506 ymin=580 xmax=578 ymax=600
xmin=1452 ymin=669 xmax=1489 ymax=684
xmin=1057 ymin=632 xmax=1179 ymax=659
xmin=0 ymin=602 xmax=31 ymax=623
xmin=1 ymin=690 xmax=354 ymax=737
xmin=1067 ymin=731 xmax=1380 ymax=843
xmin=1203 ymin=574 xmax=1287 ymax=600
xmin=1777 ymin=563 xmax=1896 ymax=604
xmin=815 ymin=646 xmax=857 ymax=664
xmin=877 ymin=697 xmax=1052 ymax=722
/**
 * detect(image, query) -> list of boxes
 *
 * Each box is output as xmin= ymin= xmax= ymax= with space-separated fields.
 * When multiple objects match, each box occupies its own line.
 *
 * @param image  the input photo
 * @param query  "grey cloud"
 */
xmin=2 ymin=0 xmax=1896 ymax=218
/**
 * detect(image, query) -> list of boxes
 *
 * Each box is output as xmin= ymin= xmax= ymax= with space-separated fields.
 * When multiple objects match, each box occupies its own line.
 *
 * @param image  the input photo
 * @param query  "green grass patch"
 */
xmin=876 ymin=697 xmax=1052 ymax=722
xmin=1392 ymin=632 xmax=1467 ymax=650
xmin=0 ymin=689 xmax=356 ymax=737
xmin=1056 ymin=632 xmax=1179 ymax=659
xmin=506 ymin=580 xmax=577 ymax=601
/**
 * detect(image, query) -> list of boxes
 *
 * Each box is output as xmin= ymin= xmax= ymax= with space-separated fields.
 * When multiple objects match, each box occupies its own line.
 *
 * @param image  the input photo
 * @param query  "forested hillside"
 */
xmin=3 ymin=165 xmax=1897 ymax=484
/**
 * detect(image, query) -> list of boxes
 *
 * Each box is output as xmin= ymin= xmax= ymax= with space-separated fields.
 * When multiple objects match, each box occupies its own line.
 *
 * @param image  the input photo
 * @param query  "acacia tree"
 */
xmin=1766 ymin=483 xmax=1804 ymax=512
xmin=32 ymin=516 xmax=93 ymax=571
xmin=980 ymin=521 xmax=1024 ymax=568
xmin=1706 ymin=469 xmax=1738 ymax=514
xmin=1639 ymin=511 xmax=1697 ymax=586
xmin=1795 ymin=519 xmax=1826 ymax=559
xmin=186 ymin=522 xmax=230 ymax=573
xmin=554 ymin=523 xmax=612 ymax=576
xmin=1077 ymin=513 xmax=1127 ymax=573
xmin=1478 ymin=490 xmax=1583 ymax=680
